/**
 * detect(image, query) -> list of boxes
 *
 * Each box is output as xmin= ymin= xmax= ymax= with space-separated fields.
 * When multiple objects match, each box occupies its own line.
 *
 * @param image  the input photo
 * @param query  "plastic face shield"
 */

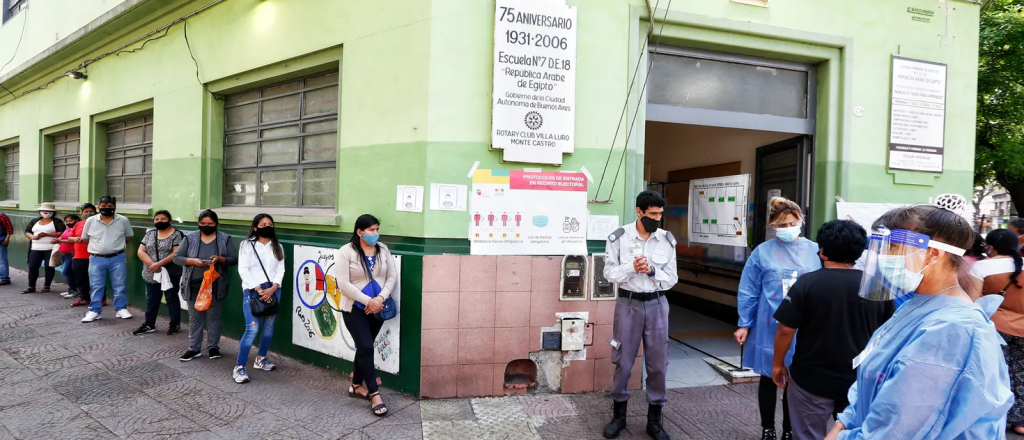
xmin=858 ymin=227 xmax=966 ymax=301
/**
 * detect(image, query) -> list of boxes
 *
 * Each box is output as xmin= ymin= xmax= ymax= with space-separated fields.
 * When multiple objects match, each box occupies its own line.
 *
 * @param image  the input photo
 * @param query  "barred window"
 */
xmin=53 ymin=131 xmax=80 ymax=203
xmin=223 ymin=71 xmax=338 ymax=208
xmin=106 ymin=115 xmax=153 ymax=204
xmin=4 ymin=145 xmax=16 ymax=201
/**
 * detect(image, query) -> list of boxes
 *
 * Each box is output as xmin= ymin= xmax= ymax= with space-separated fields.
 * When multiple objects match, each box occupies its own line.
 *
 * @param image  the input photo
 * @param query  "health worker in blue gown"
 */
xmin=736 ymin=196 xmax=821 ymax=440
xmin=825 ymin=199 xmax=1013 ymax=440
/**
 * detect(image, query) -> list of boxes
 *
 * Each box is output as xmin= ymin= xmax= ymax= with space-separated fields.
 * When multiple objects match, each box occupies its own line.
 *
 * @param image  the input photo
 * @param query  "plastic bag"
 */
xmin=49 ymin=245 xmax=62 ymax=268
xmin=194 ymin=265 xmax=220 ymax=312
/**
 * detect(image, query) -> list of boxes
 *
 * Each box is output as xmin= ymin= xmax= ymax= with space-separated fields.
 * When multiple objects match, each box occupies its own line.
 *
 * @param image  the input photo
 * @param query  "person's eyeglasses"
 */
xmin=770 ymin=221 xmax=802 ymax=229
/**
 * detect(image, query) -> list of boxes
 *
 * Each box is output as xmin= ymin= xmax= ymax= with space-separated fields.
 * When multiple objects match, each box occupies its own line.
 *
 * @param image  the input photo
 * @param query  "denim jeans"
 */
xmin=237 ymin=284 xmax=277 ymax=366
xmin=0 ymin=242 xmax=9 ymax=282
xmin=60 ymin=253 xmax=76 ymax=292
xmin=89 ymin=253 xmax=128 ymax=314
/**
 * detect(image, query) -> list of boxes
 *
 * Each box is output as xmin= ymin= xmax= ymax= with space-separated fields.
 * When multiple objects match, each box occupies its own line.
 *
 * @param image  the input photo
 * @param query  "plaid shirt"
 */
xmin=0 ymin=214 xmax=11 ymax=239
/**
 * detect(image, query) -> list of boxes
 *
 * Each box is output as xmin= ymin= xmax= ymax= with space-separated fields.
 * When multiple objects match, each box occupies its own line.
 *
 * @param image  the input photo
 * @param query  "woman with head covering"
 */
xmin=825 ymin=195 xmax=1012 ymax=440
xmin=23 ymin=203 xmax=65 ymax=294
xmin=735 ymin=197 xmax=821 ymax=440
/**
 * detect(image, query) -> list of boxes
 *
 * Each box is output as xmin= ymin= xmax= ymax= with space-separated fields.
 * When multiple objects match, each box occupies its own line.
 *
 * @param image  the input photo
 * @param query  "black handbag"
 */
xmin=249 ymin=241 xmax=279 ymax=317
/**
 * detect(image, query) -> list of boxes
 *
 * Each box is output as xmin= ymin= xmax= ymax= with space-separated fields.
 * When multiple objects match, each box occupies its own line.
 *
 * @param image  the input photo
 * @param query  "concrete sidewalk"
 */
xmin=0 ymin=267 xmax=1014 ymax=439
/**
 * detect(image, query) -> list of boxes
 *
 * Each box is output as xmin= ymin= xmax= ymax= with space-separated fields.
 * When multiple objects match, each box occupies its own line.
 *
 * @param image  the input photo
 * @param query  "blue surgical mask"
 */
xmin=362 ymin=233 xmax=380 ymax=246
xmin=775 ymin=226 xmax=801 ymax=243
xmin=876 ymin=253 xmax=927 ymax=294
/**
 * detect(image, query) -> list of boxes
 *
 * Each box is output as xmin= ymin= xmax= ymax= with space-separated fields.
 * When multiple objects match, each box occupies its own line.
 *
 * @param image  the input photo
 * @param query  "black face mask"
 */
xmin=154 ymin=221 xmax=171 ymax=231
xmin=198 ymin=225 xmax=217 ymax=235
xmin=99 ymin=208 xmax=115 ymax=217
xmin=640 ymin=216 xmax=660 ymax=233
xmin=255 ymin=226 xmax=275 ymax=238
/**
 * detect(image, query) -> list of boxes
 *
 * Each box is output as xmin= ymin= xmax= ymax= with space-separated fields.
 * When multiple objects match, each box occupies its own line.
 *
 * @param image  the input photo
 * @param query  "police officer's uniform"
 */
xmin=603 ymin=221 xmax=678 ymax=405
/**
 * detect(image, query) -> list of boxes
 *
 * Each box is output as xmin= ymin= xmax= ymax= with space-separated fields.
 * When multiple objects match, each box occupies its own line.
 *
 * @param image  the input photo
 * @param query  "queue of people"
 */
xmin=0 ymin=198 xmax=396 ymax=418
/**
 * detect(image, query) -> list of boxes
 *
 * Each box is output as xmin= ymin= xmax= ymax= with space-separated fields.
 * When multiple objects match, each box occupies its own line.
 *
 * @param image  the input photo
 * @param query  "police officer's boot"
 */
xmin=602 ymin=401 xmax=628 ymax=439
xmin=646 ymin=404 xmax=670 ymax=440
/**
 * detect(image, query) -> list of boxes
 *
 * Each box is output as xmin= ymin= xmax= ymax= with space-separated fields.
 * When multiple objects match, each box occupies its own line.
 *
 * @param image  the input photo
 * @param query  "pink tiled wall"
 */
xmin=420 ymin=254 xmax=642 ymax=398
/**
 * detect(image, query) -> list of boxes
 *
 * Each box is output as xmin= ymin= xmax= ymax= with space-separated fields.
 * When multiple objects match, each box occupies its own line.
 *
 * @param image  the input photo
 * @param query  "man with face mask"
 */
xmin=78 ymin=196 xmax=134 ymax=322
xmin=601 ymin=191 xmax=678 ymax=440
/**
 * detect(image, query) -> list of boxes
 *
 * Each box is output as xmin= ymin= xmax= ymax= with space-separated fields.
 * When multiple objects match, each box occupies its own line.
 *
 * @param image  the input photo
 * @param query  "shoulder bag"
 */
xmin=249 ymin=240 xmax=280 ymax=317
xmin=374 ymin=252 xmax=397 ymax=322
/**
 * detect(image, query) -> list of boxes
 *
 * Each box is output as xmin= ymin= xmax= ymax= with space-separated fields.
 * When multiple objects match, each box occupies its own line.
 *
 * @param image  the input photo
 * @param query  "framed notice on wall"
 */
xmin=887 ymin=56 xmax=947 ymax=173
xmin=490 ymin=0 xmax=578 ymax=165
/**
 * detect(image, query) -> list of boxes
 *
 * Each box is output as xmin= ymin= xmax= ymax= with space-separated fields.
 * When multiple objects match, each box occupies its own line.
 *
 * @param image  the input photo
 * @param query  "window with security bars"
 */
xmin=106 ymin=115 xmax=153 ymax=204
xmin=223 ymin=71 xmax=338 ymax=208
xmin=4 ymin=145 xmax=16 ymax=201
xmin=53 ymin=131 xmax=80 ymax=203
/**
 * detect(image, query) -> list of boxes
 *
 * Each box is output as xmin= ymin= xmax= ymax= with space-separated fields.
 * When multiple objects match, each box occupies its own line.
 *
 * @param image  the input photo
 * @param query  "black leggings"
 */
xmin=72 ymin=259 xmax=90 ymax=301
xmin=27 ymin=250 xmax=54 ymax=289
xmin=759 ymin=375 xmax=791 ymax=431
xmin=341 ymin=308 xmax=384 ymax=393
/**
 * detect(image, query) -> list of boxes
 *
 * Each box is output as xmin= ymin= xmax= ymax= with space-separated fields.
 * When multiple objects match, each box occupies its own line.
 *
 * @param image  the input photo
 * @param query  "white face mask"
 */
xmin=40 ymin=212 xmax=53 ymax=219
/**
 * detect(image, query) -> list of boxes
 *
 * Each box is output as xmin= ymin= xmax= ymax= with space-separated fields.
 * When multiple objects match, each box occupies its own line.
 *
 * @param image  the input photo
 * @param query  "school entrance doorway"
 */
xmin=643 ymin=47 xmax=817 ymax=387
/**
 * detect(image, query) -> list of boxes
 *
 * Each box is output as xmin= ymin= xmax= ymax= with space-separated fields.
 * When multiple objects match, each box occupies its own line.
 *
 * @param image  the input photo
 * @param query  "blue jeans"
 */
xmin=60 ymin=253 xmax=76 ymax=292
xmin=0 ymin=242 xmax=8 ymax=281
xmin=237 ymin=284 xmax=277 ymax=366
xmin=89 ymin=253 xmax=128 ymax=314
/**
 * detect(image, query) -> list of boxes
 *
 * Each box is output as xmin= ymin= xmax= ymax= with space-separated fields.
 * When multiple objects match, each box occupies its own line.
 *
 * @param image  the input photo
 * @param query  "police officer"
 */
xmin=602 ymin=190 xmax=677 ymax=440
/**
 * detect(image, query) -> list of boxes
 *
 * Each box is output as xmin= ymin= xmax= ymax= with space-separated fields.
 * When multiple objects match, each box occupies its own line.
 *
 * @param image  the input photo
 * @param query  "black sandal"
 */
xmin=369 ymin=392 xmax=388 ymax=417
xmin=40 ymin=287 xmax=50 ymax=293
xmin=20 ymin=288 xmax=34 ymax=294
xmin=348 ymin=384 xmax=370 ymax=401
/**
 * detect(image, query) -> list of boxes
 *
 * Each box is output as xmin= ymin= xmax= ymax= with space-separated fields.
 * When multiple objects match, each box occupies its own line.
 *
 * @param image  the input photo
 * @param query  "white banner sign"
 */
xmin=491 ymin=0 xmax=578 ymax=165
xmin=291 ymin=245 xmax=402 ymax=374
xmin=888 ymin=56 xmax=947 ymax=173
xmin=470 ymin=169 xmax=587 ymax=255
xmin=688 ymin=174 xmax=750 ymax=247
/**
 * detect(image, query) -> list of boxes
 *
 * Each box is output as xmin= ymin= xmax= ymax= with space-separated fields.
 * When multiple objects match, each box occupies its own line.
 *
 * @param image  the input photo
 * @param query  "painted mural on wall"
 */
xmin=291 ymin=245 xmax=401 ymax=374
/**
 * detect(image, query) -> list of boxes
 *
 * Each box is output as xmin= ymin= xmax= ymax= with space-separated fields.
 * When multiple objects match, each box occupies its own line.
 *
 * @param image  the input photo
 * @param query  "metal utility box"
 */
xmin=561 ymin=318 xmax=585 ymax=351
xmin=559 ymin=255 xmax=588 ymax=301
xmin=590 ymin=254 xmax=617 ymax=300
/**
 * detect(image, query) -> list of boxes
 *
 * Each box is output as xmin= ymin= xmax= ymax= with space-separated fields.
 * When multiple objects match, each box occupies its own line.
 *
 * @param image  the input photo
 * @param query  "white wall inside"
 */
xmin=644 ymin=121 xmax=796 ymax=183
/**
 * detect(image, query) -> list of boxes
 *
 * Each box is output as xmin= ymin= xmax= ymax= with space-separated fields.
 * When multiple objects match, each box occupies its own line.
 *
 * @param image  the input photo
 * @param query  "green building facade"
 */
xmin=0 ymin=0 xmax=981 ymax=396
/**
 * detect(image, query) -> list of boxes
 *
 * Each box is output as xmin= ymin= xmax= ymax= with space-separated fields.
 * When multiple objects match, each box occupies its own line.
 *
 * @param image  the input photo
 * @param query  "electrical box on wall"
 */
xmin=561 ymin=318 xmax=585 ymax=351
xmin=542 ymin=331 xmax=561 ymax=350
xmin=590 ymin=254 xmax=617 ymax=300
xmin=560 ymin=255 xmax=588 ymax=301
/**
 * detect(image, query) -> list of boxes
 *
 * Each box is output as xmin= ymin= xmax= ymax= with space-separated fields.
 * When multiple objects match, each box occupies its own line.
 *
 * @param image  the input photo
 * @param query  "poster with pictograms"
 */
xmin=469 ymin=169 xmax=588 ymax=255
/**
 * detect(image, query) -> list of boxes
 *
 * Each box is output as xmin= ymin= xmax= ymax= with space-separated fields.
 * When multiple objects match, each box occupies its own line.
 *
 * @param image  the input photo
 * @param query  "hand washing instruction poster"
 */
xmin=470 ymin=169 xmax=587 ymax=255
xmin=291 ymin=245 xmax=402 ymax=374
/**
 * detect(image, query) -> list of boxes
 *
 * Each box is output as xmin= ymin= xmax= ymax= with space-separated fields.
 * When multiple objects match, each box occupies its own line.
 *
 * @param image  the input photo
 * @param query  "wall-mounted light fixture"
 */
xmin=66 ymin=71 xmax=87 ymax=80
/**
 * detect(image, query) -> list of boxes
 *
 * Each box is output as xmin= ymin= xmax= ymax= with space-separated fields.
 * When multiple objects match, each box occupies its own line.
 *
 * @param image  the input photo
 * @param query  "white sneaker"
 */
xmin=81 ymin=311 xmax=101 ymax=323
xmin=233 ymin=366 xmax=250 ymax=384
xmin=60 ymin=292 xmax=76 ymax=299
xmin=115 ymin=309 xmax=133 ymax=319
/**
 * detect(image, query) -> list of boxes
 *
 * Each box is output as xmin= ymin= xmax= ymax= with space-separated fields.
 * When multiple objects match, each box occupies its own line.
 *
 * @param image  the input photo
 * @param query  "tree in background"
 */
xmin=977 ymin=0 xmax=1024 ymax=211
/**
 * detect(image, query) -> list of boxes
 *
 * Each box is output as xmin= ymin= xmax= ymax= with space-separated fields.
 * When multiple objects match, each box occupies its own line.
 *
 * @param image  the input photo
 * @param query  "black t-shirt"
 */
xmin=773 ymin=268 xmax=895 ymax=401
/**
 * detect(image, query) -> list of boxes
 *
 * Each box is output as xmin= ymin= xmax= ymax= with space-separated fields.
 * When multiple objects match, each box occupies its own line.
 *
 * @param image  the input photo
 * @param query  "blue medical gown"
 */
xmin=737 ymin=238 xmax=821 ymax=377
xmin=837 ymin=293 xmax=1013 ymax=440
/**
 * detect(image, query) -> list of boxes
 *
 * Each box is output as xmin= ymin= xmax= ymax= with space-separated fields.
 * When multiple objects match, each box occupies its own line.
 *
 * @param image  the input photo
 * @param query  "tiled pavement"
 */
xmin=1 ymin=268 xmax=1019 ymax=439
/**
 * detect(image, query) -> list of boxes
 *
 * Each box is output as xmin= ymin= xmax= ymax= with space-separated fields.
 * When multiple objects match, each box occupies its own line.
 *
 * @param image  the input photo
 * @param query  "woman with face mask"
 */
xmin=825 ymin=197 xmax=1012 ymax=440
xmin=22 ymin=203 xmax=66 ymax=294
xmin=970 ymin=228 xmax=1024 ymax=434
xmin=54 ymin=214 xmax=80 ymax=299
xmin=173 ymin=209 xmax=237 ymax=361
xmin=333 ymin=214 xmax=398 ymax=417
xmin=134 ymin=210 xmax=185 ymax=336
xmin=735 ymin=197 xmax=821 ymax=440
xmin=233 ymin=214 xmax=285 ymax=384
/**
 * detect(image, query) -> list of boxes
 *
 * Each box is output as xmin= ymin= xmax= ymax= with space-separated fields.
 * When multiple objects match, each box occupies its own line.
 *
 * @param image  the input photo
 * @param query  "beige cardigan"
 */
xmin=332 ymin=242 xmax=398 ymax=312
